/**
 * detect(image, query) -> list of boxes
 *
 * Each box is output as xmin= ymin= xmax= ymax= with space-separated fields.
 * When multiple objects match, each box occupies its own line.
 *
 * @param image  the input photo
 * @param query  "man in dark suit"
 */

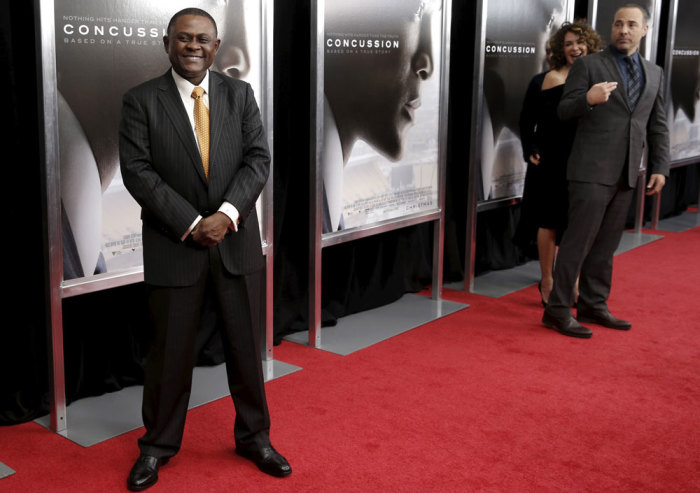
xmin=542 ymin=3 xmax=669 ymax=338
xmin=119 ymin=8 xmax=290 ymax=490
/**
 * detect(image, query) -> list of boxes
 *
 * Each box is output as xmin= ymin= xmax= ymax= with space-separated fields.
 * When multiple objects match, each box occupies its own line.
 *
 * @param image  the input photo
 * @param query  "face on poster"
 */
xmin=322 ymin=0 xmax=443 ymax=234
xmin=55 ymin=0 xmax=264 ymax=281
xmin=669 ymin=0 xmax=700 ymax=161
xmin=479 ymin=0 xmax=567 ymax=202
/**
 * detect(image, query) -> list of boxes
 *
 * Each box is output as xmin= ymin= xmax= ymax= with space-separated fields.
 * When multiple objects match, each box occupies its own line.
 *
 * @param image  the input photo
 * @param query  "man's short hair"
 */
xmin=167 ymin=8 xmax=218 ymax=37
xmin=616 ymin=2 xmax=651 ymax=25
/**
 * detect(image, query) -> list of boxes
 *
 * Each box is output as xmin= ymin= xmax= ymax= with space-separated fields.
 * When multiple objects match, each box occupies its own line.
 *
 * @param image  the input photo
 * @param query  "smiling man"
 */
xmin=542 ymin=3 xmax=669 ymax=338
xmin=119 ymin=8 xmax=290 ymax=491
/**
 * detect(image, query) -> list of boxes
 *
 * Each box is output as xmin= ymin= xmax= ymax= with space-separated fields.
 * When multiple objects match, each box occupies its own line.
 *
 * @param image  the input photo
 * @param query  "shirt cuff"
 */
xmin=181 ymin=215 xmax=202 ymax=242
xmin=218 ymin=201 xmax=240 ymax=232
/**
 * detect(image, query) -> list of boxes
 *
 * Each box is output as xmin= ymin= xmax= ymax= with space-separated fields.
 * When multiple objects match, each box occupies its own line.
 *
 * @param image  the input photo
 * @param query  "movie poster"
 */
xmin=321 ymin=0 xmax=444 ymax=234
xmin=54 ymin=0 xmax=265 ymax=281
xmin=478 ymin=0 xmax=569 ymax=202
xmin=668 ymin=0 xmax=700 ymax=162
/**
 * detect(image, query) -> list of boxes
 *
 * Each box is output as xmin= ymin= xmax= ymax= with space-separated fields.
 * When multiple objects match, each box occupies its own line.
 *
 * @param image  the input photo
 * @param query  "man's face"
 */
xmin=359 ymin=6 xmax=433 ymax=160
xmin=325 ymin=0 xmax=435 ymax=161
xmin=611 ymin=7 xmax=648 ymax=55
xmin=164 ymin=14 xmax=221 ymax=85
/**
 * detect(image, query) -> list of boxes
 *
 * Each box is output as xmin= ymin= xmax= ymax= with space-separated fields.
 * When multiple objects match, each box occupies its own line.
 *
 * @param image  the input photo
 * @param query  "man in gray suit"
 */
xmin=542 ymin=3 xmax=669 ymax=338
xmin=119 ymin=8 xmax=290 ymax=490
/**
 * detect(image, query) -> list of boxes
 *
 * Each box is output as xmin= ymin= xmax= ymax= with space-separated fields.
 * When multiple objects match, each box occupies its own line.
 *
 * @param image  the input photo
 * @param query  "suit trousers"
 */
xmin=138 ymin=246 xmax=270 ymax=458
xmin=547 ymin=181 xmax=634 ymax=318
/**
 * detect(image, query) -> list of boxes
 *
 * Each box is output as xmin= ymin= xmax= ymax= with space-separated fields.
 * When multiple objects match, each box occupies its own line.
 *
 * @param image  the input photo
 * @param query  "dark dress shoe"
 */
xmin=542 ymin=311 xmax=593 ymax=338
xmin=236 ymin=445 xmax=292 ymax=477
xmin=577 ymin=308 xmax=631 ymax=330
xmin=127 ymin=454 xmax=169 ymax=491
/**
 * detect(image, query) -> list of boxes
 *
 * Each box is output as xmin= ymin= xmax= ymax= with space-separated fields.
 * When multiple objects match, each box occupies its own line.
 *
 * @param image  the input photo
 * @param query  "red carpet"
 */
xmin=1 ymin=226 xmax=699 ymax=492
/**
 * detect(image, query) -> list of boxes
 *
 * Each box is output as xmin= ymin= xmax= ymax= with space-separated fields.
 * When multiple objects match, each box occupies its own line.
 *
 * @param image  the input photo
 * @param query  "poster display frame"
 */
xmin=37 ymin=0 xmax=276 ymax=433
xmin=652 ymin=0 xmax=700 ymax=228
xmin=308 ymin=0 xmax=453 ymax=346
xmin=473 ymin=0 xmax=575 ymax=210
xmin=663 ymin=0 xmax=700 ymax=168
xmin=463 ymin=0 xmax=574 ymax=291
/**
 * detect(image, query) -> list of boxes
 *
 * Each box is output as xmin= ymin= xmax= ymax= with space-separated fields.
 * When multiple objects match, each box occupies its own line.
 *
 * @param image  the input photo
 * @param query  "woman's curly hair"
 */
xmin=549 ymin=19 xmax=602 ymax=70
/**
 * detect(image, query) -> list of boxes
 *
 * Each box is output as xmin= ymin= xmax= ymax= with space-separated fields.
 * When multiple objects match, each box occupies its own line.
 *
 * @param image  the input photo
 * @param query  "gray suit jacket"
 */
xmin=119 ymin=71 xmax=269 ymax=287
xmin=558 ymin=47 xmax=670 ymax=188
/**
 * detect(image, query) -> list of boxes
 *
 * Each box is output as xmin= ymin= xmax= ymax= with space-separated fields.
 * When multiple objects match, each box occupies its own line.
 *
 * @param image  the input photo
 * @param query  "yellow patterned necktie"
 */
xmin=191 ymin=86 xmax=210 ymax=179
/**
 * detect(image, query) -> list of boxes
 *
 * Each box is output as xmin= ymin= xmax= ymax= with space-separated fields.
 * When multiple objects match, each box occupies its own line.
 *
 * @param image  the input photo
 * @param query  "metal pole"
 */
xmin=261 ymin=0 xmax=275 ymax=362
xmin=432 ymin=0 xmax=452 ymax=301
xmin=464 ymin=0 xmax=487 ymax=292
xmin=308 ymin=0 xmax=324 ymax=348
xmin=36 ymin=0 xmax=67 ymax=433
xmin=650 ymin=191 xmax=661 ymax=230
xmin=635 ymin=171 xmax=647 ymax=233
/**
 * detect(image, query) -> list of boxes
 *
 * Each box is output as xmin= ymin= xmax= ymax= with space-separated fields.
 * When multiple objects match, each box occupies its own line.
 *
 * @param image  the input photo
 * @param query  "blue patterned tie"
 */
xmin=625 ymin=56 xmax=641 ymax=111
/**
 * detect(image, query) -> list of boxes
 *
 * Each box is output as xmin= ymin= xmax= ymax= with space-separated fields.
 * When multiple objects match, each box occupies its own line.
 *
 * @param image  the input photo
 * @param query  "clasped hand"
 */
xmin=192 ymin=212 xmax=232 ymax=246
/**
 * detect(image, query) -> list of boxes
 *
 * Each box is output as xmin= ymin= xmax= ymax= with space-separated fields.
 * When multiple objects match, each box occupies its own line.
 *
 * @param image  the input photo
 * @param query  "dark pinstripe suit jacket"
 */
xmin=558 ymin=47 xmax=670 ymax=188
xmin=119 ymin=70 xmax=269 ymax=287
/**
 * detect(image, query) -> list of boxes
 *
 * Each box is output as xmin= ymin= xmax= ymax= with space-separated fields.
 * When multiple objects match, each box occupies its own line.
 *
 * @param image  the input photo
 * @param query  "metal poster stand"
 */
xmin=37 ymin=0 xmax=66 ymax=433
xmin=37 ymin=0 xmax=280 ymax=435
xmin=464 ymin=0 xmax=487 ymax=293
xmin=309 ymin=0 xmax=325 ymax=348
xmin=308 ymin=0 xmax=453 ymax=348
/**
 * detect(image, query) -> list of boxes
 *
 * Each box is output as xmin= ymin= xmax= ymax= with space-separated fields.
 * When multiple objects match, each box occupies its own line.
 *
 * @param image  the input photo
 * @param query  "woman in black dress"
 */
xmin=517 ymin=20 xmax=602 ymax=305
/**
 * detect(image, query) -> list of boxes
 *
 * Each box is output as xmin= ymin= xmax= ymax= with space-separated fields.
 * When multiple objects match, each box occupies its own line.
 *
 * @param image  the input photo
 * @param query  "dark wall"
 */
xmin=2 ymin=1 xmax=49 ymax=423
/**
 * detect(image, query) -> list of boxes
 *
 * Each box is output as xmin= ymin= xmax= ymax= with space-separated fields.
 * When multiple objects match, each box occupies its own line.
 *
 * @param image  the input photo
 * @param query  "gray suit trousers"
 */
xmin=547 ymin=181 xmax=634 ymax=318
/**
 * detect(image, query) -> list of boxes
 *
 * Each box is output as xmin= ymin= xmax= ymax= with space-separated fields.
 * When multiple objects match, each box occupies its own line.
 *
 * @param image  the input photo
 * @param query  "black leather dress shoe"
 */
xmin=127 ymin=454 xmax=169 ymax=491
xmin=542 ymin=311 xmax=593 ymax=338
xmin=577 ymin=308 xmax=631 ymax=330
xmin=236 ymin=445 xmax=292 ymax=477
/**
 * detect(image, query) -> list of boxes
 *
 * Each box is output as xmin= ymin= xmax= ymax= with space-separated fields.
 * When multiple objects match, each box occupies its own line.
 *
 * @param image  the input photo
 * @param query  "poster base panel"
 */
xmin=34 ymin=359 xmax=301 ymax=448
xmin=615 ymin=231 xmax=664 ymax=253
xmin=650 ymin=210 xmax=700 ymax=232
xmin=448 ymin=230 xmax=664 ymax=298
xmin=446 ymin=261 xmax=542 ymax=298
xmin=0 ymin=462 xmax=15 ymax=479
xmin=285 ymin=293 xmax=467 ymax=356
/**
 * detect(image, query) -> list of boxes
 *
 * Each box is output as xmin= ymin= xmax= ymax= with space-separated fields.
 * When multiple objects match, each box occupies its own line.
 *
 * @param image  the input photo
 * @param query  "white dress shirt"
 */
xmin=171 ymin=69 xmax=240 ymax=241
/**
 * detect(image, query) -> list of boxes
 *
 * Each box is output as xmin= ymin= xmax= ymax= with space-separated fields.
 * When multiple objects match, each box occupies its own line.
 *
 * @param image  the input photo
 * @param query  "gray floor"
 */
xmin=447 ymin=230 xmax=664 ymax=299
xmin=649 ymin=209 xmax=700 ymax=232
xmin=615 ymin=230 xmax=664 ymax=254
xmin=284 ymin=293 xmax=468 ymax=356
xmin=0 ymin=462 xmax=15 ymax=479
xmin=445 ymin=261 xmax=541 ymax=298
xmin=35 ymin=359 xmax=301 ymax=448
